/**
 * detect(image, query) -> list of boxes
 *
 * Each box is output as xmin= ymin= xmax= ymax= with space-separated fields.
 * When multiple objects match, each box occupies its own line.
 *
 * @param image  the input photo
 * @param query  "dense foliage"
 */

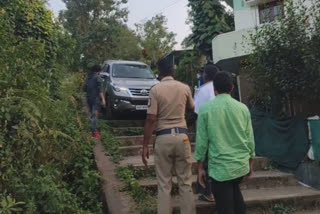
xmin=59 ymin=0 xmax=141 ymax=66
xmin=59 ymin=0 xmax=178 ymax=69
xmin=0 ymin=0 xmax=102 ymax=213
xmin=187 ymin=0 xmax=234 ymax=57
xmin=245 ymin=0 xmax=320 ymax=115
xmin=136 ymin=15 xmax=177 ymax=68
xmin=175 ymin=50 xmax=202 ymax=87
xmin=175 ymin=0 xmax=234 ymax=87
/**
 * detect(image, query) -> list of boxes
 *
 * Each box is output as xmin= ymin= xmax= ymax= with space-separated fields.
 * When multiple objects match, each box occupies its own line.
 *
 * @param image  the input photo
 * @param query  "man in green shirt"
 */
xmin=194 ymin=71 xmax=255 ymax=214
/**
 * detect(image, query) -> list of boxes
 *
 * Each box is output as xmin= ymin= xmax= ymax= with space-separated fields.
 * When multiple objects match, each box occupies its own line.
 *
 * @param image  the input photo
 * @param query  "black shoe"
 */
xmin=198 ymin=194 xmax=214 ymax=202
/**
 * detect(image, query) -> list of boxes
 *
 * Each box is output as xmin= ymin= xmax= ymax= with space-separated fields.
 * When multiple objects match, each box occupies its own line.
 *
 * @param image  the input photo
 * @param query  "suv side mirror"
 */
xmin=100 ymin=72 xmax=110 ymax=79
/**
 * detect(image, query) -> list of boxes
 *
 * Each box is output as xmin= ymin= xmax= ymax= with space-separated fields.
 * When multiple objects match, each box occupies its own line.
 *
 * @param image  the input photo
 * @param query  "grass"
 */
xmin=272 ymin=203 xmax=293 ymax=214
xmin=98 ymin=120 xmax=157 ymax=212
xmin=98 ymin=120 xmax=126 ymax=163
xmin=111 ymin=127 xmax=144 ymax=136
xmin=115 ymin=165 xmax=157 ymax=213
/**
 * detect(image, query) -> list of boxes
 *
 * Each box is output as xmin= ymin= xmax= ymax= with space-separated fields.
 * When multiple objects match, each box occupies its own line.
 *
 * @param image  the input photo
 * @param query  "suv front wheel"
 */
xmin=105 ymin=96 xmax=116 ymax=120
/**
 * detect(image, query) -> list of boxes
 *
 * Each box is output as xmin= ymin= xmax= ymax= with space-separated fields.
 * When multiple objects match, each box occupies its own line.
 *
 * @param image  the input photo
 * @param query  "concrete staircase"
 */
xmin=106 ymin=120 xmax=320 ymax=213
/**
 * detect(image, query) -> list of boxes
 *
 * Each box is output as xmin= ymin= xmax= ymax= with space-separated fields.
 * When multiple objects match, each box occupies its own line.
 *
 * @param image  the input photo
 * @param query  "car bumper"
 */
xmin=110 ymin=96 xmax=149 ymax=112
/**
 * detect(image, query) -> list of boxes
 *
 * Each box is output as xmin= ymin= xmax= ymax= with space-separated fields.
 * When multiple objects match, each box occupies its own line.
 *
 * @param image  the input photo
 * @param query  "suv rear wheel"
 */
xmin=105 ymin=96 xmax=116 ymax=120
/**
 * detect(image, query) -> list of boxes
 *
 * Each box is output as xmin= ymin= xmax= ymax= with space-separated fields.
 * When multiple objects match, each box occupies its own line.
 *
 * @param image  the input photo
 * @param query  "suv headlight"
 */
xmin=111 ymin=84 xmax=129 ymax=95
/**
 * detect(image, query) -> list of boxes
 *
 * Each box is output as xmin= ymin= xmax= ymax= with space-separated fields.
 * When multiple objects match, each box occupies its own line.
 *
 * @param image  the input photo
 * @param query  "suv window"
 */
xmin=112 ymin=64 xmax=155 ymax=79
xmin=102 ymin=64 xmax=110 ymax=73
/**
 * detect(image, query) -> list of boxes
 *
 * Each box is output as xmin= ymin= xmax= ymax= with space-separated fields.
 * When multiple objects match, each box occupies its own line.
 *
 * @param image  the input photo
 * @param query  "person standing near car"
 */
xmin=193 ymin=63 xmax=220 ymax=202
xmin=84 ymin=64 xmax=106 ymax=139
xmin=194 ymin=63 xmax=220 ymax=114
xmin=194 ymin=71 xmax=255 ymax=214
xmin=142 ymin=57 xmax=196 ymax=214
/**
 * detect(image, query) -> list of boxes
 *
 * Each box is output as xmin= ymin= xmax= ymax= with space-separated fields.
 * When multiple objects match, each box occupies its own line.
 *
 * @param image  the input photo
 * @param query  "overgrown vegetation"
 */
xmin=0 ymin=0 xmax=102 ymax=213
xmin=59 ymin=1 xmax=177 ymax=69
xmin=99 ymin=117 xmax=160 ymax=213
xmin=117 ymin=165 xmax=156 ymax=180
xmin=98 ymin=122 xmax=157 ymax=213
xmin=272 ymin=203 xmax=293 ymax=214
xmin=175 ymin=50 xmax=202 ymax=87
xmin=111 ymin=127 xmax=145 ymax=136
xmin=174 ymin=0 xmax=235 ymax=88
xmin=116 ymin=166 xmax=156 ymax=214
xmin=136 ymin=15 xmax=177 ymax=68
xmin=245 ymin=0 xmax=320 ymax=115
xmin=186 ymin=0 xmax=234 ymax=57
xmin=59 ymin=0 xmax=142 ymax=66
xmin=99 ymin=120 xmax=124 ymax=163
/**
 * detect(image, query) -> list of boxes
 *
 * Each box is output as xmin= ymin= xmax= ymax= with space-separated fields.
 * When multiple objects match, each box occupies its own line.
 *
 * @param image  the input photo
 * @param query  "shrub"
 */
xmin=0 ymin=1 xmax=102 ymax=213
xmin=246 ymin=0 xmax=320 ymax=115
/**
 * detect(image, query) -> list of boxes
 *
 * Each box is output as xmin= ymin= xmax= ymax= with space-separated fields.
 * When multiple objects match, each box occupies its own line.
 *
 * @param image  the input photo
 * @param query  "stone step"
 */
xmin=173 ymin=186 xmax=320 ymax=214
xmin=119 ymin=143 xmax=196 ymax=156
xmin=119 ymin=155 xmax=270 ymax=174
xmin=111 ymin=127 xmax=145 ymax=136
xmin=293 ymin=210 xmax=320 ymax=214
xmin=138 ymin=171 xmax=299 ymax=192
xmin=106 ymin=120 xmax=145 ymax=128
xmin=116 ymin=133 xmax=196 ymax=146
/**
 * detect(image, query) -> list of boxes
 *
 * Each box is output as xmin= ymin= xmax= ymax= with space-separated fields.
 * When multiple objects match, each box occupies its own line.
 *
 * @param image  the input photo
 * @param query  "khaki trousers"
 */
xmin=154 ymin=132 xmax=195 ymax=214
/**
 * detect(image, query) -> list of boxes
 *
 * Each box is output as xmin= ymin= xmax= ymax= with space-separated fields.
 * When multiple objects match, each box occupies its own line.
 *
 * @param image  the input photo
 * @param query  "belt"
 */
xmin=156 ymin=128 xmax=188 ymax=136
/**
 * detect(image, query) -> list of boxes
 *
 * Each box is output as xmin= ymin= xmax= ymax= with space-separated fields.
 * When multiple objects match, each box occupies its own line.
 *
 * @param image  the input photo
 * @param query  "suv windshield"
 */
xmin=112 ymin=64 xmax=155 ymax=79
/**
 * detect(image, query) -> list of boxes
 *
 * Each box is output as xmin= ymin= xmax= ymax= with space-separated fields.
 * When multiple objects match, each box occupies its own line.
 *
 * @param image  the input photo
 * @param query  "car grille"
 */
xmin=129 ymin=88 xmax=150 ymax=96
xmin=130 ymin=100 xmax=148 ymax=105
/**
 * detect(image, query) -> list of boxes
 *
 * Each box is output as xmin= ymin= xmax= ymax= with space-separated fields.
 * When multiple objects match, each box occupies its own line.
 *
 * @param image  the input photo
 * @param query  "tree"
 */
xmin=109 ymin=23 xmax=142 ymax=61
xmin=136 ymin=15 xmax=177 ymax=68
xmin=59 ymin=0 xmax=139 ymax=66
xmin=245 ymin=0 xmax=320 ymax=115
xmin=224 ymin=0 xmax=233 ymax=8
xmin=187 ymin=0 xmax=234 ymax=57
xmin=175 ymin=50 xmax=202 ymax=87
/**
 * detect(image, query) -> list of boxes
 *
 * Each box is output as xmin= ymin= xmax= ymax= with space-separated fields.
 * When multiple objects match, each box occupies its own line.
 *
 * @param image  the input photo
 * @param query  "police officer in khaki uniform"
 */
xmin=142 ymin=57 xmax=196 ymax=214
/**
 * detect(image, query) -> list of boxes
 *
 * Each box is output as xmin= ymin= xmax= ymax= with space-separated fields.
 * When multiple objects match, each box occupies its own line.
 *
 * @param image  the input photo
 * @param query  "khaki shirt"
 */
xmin=147 ymin=76 xmax=195 ymax=131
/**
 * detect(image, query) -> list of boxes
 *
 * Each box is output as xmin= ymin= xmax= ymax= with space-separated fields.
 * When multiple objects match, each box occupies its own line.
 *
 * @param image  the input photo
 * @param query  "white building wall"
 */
xmin=213 ymin=0 xmax=317 ymax=64
xmin=234 ymin=0 xmax=315 ymax=31
xmin=234 ymin=7 xmax=259 ymax=31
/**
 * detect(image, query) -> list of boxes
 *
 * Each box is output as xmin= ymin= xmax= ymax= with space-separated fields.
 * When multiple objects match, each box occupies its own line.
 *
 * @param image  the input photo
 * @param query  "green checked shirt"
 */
xmin=194 ymin=94 xmax=255 ymax=182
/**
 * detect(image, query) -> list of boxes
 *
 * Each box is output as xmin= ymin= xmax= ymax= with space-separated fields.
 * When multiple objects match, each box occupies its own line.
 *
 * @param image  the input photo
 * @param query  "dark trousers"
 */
xmin=87 ymin=98 xmax=101 ymax=134
xmin=210 ymin=177 xmax=246 ymax=214
xmin=197 ymin=155 xmax=213 ymax=196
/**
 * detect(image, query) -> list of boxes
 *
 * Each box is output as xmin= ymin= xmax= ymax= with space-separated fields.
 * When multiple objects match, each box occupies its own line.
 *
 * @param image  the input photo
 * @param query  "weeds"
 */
xmin=264 ymin=161 xmax=279 ymax=170
xmin=116 ymin=166 xmax=157 ymax=212
xmin=111 ymin=127 xmax=145 ymax=136
xmin=272 ymin=203 xmax=293 ymax=214
xmin=98 ymin=120 xmax=125 ymax=163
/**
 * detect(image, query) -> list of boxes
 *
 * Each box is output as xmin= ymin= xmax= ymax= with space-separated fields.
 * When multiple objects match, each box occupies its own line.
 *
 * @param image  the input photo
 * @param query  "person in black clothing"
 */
xmin=84 ymin=65 xmax=106 ymax=138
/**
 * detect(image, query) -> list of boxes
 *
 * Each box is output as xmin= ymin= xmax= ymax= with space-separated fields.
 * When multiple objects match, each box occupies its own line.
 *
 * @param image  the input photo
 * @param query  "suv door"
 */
xmin=100 ymin=64 xmax=110 ymax=96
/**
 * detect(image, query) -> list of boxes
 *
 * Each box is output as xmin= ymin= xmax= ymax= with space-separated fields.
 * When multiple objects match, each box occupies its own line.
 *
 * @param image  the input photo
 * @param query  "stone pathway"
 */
xmin=96 ymin=119 xmax=320 ymax=214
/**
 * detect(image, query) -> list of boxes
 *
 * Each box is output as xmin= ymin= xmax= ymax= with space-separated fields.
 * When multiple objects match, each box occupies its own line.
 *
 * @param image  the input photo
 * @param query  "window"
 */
xmin=259 ymin=1 xmax=283 ymax=24
xmin=102 ymin=64 xmax=110 ymax=73
xmin=112 ymin=64 xmax=155 ymax=79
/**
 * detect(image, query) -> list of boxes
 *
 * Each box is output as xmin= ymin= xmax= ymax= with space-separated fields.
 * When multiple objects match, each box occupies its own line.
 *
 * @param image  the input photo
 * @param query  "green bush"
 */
xmin=0 ymin=1 xmax=102 ymax=213
xmin=246 ymin=0 xmax=320 ymax=115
